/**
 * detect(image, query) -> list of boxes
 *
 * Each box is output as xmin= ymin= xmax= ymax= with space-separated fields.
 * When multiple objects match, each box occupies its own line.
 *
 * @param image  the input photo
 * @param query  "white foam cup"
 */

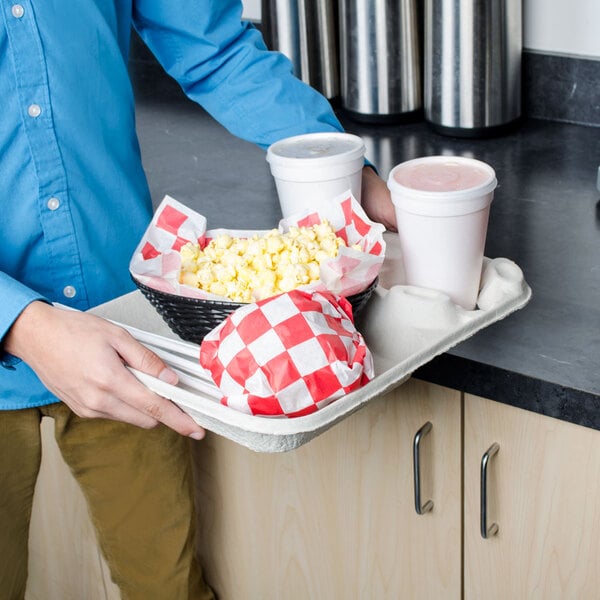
xmin=387 ymin=156 xmax=497 ymax=310
xmin=266 ymin=132 xmax=366 ymax=217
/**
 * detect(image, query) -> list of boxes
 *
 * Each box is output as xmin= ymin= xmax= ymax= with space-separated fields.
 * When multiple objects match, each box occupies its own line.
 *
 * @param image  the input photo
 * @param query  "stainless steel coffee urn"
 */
xmin=338 ymin=0 xmax=422 ymax=122
xmin=261 ymin=0 xmax=339 ymax=100
xmin=424 ymin=0 xmax=523 ymax=137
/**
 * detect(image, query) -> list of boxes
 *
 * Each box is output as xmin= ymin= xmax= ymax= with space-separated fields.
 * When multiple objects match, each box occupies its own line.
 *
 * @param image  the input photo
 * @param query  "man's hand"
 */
xmin=361 ymin=166 xmax=397 ymax=232
xmin=4 ymin=301 xmax=205 ymax=439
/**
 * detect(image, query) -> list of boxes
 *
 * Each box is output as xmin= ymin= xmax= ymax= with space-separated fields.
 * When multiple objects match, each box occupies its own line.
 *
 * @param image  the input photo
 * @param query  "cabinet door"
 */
xmin=464 ymin=394 xmax=600 ymax=600
xmin=192 ymin=379 xmax=462 ymax=600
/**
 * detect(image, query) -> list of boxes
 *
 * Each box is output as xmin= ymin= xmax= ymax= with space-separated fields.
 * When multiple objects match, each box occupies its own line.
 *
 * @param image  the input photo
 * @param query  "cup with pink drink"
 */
xmin=387 ymin=156 xmax=497 ymax=310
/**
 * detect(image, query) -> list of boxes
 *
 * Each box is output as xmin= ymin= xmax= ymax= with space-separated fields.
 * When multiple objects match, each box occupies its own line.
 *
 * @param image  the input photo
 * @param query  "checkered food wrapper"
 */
xmin=199 ymin=289 xmax=374 ymax=417
xmin=129 ymin=192 xmax=385 ymax=300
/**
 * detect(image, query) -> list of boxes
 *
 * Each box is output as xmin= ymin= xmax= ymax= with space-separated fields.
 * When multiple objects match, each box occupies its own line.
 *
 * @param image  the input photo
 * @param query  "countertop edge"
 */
xmin=414 ymin=354 xmax=600 ymax=431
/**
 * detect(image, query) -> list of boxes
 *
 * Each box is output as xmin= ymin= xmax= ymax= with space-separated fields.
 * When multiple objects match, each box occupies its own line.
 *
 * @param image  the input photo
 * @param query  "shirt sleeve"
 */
xmin=132 ymin=0 xmax=344 ymax=150
xmin=0 ymin=272 xmax=47 ymax=368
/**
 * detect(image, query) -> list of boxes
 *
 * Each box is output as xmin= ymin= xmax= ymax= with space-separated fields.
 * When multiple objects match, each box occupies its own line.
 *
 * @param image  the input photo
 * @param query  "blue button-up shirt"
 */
xmin=0 ymin=0 xmax=343 ymax=409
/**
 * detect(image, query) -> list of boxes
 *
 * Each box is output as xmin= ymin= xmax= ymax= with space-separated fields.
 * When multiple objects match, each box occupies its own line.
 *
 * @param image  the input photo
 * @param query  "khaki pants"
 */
xmin=0 ymin=402 xmax=215 ymax=600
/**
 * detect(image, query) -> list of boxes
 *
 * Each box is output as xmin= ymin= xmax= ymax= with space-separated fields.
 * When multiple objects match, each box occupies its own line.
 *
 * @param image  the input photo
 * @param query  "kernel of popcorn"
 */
xmin=303 ymin=240 xmax=319 ymax=254
xmin=214 ymin=234 xmax=233 ymax=250
xmin=209 ymin=281 xmax=228 ymax=297
xmin=297 ymin=247 xmax=310 ymax=264
xmin=307 ymin=261 xmax=321 ymax=280
xmin=234 ymin=238 xmax=249 ymax=254
xmin=279 ymin=249 xmax=292 ymax=266
xmin=254 ymin=271 xmax=278 ymax=300
xmin=213 ymin=263 xmax=236 ymax=283
xmin=320 ymin=238 xmax=339 ymax=256
xmin=235 ymin=266 xmax=250 ymax=283
xmin=314 ymin=249 xmax=331 ymax=264
xmin=266 ymin=235 xmax=284 ymax=254
xmin=314 ymin=221 xmax=333 ymax=240
xmin=221 ymin=252 xmax=244 ymax=268
xmin=225 ymin=280 xmax=250 ymax=301
xmin=246 ymin=240 xmax=262 ymax=257
xmin=252 ymin=253 xmax=274 ymax=271
xmin=257 ymin=270 xmax=277 ymax=286
xmin=180 ymin=258 xmax=198 ymax=273
xmin=203 ymin=246 xmax=219 ymax=260
xmin=300 ymin=227 xmax=316 ymax=242
xmin=180 ymin=271 xmax=200 ymax=287
xmin=196 ymin=265 xmax=214 ymax=286
xmin=291 ymin=263 xmax=311 ymax=284
xmin=179 ymin=242 xmax=200 ymax=261
xmin=278 ymin=276 xmax=297 ymax=293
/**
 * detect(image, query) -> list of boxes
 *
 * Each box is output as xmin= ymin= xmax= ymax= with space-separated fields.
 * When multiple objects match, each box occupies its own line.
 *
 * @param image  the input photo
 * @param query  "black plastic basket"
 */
xmin=132 ymin=276 xmax=378 ymax=344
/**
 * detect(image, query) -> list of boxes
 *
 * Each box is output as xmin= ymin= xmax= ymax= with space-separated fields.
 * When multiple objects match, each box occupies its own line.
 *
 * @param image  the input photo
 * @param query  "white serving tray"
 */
xmin=91 ymin=234 xmax=531 ymax=453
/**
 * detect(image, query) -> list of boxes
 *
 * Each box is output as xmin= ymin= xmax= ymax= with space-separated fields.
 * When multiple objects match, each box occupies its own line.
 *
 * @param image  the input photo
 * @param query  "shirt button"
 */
xmin=47 ymin=197 xmax=60 ymax=210
xmin=28 ymin=104 xmax=42 ymax=118
xmin=11 ymin=4 xmax=24 ymax=18
xmin=63 ymin=286 xmax=77 ymax=299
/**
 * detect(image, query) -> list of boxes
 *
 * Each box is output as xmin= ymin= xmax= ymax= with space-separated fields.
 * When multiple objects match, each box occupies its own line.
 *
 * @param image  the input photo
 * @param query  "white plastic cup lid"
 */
xmin=267 ymin=132 xmax=365 ymax=170
xmin=387 ymin=156 xmax=497 ymax=216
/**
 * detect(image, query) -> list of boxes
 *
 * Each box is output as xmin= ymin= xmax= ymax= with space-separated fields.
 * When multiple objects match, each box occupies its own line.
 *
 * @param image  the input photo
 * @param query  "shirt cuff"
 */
xmin=0 ymin=273 xmax=47 ymax=369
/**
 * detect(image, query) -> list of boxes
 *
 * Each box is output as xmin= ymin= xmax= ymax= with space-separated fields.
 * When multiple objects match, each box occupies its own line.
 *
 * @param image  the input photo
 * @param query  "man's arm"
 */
xmin=133 ymin=0 xmax=343 ymax=149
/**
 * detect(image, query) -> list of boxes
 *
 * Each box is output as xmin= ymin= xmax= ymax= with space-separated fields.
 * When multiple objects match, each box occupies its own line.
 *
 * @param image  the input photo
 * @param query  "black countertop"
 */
xmin=131 ymin=67 xmax=600 ymax=431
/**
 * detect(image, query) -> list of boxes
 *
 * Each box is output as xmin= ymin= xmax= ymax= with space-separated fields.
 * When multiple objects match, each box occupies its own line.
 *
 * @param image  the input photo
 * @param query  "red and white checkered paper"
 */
xmin=200 ymin=289 xmax=374 ymax=417
xmin=129 ymin=193 xmax=386 ymax=300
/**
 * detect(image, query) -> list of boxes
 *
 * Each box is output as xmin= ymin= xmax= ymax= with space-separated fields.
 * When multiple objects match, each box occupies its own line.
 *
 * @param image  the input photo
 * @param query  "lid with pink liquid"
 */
xmin=387 ymin=156 xmax=497 ymax=216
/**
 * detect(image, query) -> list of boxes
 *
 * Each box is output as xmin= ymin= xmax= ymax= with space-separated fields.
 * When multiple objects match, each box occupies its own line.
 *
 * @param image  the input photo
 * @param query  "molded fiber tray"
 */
xmin=91 ymin=235 xmax=531 ymax=453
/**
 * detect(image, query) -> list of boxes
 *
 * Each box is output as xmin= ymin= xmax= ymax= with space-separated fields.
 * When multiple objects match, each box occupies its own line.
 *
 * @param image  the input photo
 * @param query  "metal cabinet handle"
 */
xmin=480 ymin=442 xmax=500 ymax=538
xmin=413 ymin=421 xmax=434 ymax=515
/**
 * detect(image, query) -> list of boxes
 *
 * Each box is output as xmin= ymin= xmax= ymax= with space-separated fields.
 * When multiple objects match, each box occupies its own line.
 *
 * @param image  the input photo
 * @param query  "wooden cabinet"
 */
xmin=26 ymin=385 xmax=600 ymax=599
xmin=193 ymin=389 xmax=600 ymax=600
xmin=464 ymin=393 xmax=600 ymax=600
xmin=192 ymin=379 xmax=462 ymax=600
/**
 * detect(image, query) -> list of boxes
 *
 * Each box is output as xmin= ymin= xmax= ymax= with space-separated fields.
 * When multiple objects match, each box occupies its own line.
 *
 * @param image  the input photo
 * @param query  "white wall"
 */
xmin=241 ymin=0 xmax=260 ymax=21
xmin=524 ymin=0 xmax=600 ymax=58
xmin=242 ymin=0 xmax=600 ymax=59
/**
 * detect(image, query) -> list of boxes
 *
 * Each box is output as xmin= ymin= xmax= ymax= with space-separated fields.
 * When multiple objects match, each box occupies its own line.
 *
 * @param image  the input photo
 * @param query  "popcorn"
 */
xmin=130 ymin=194 xmax=387 ymax=304
xmin=178 ymin=221 xmax=357 ymax=302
